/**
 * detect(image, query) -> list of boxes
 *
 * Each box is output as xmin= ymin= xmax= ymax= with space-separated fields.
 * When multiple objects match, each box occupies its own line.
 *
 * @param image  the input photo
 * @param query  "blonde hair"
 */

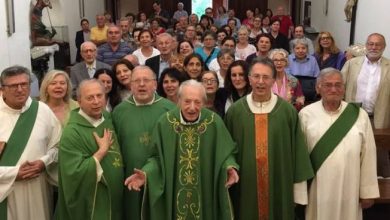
xmin=315 ymin=31 xmax=340 ymax=54
xmin=40 ymin=70 xmax=72 ymax=103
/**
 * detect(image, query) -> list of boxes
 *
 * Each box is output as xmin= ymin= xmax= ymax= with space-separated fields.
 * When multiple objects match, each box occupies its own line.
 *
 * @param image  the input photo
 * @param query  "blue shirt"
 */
xmin=286 ymin=54 xmax=320 ymax=78
xmin=195 ymin=47 xmax=220 ymax=66
xmin=97 ymin=42 xmax=133 ymax=65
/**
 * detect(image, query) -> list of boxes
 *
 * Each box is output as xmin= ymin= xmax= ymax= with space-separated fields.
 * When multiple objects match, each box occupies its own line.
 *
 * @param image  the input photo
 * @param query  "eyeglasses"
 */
xmin=321 ymin=83 xmax=344 ymax=90
xmin=201 ymin=79 xmax=218 ymax=84
xmin=249 ymin=74 xmax=272 ymax=82
xmin=320 ymin=36 xmax=331 ymax=41
xmin=2 ymin=82 xmax=30 ymax=90
xmin=131 ymin=78 xmax=155 ymax=84
xmin=272 ymin=59 xmax=287 ymax=63
xmin=366 ymin=42 xmax=384 ymax=48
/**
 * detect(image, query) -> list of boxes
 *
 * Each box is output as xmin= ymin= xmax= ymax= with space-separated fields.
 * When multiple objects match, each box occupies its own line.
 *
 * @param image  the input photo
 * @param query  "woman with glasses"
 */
xmin=269 ymin=49 xmax=305 ymax=110
xmin=216 ymin=48 xmax=235 ymax=87
xmin=200 ymin=70 xmax=224 ymax=116
xmin=39 ymin=70 xmax=78 ymax=127
xmin=195 ymin=31 xmax=220 ymax=68
xmin=314 ymin=31 xmax=345 ymax=70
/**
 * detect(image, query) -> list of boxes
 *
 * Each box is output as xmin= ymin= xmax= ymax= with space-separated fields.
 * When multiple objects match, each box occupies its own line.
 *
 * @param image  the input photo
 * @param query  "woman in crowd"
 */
xmin=208 ymin=36 xmax=237 ymax=72
xmin=249 ymin=16 xmax=263 ymax=44
xmin=136 ymin=11 xmax=149 ymax=29
xmin=261 ymin=16 xmax=271 ymax=33
xmin=314 ymin=31 xmax=345 ymax=70
xmin=221 ymin=24 xmax=233 ymax=37
xmin=93 ymin=68 xmax=121 ymax=111
xmin=169 ymin=54 xmax=186 ymax=73
xmin=216 ymin=29 xmax=228 ymax=47
xmin=242 ymin=9 xmax=255 ymax=29
xmin=269 ymin=49 xmax=305 ymax=110
xmin=195 ymin=31 xmax=220 ymax=67
xmin=235 ymin=26 xmax=257 ymax=61
xmin=177 ymin=40 xmax=194 ymax=57
xmin=112 ymin=59 xmax=134 ymax=100
xmin=216 ymin=48 xmax=235 ymax=87
xmin=39 ymin=70 xmax=78 ymax=127
xmin=189 ymin=13 xmax=199 ymax=26
xmin=183 ymin=53 xmax=205 ymax=80
xmin=149 ymin=18 xmax=165 ymax=37
xmin=199 ymin=15 xmax=213 ymax=31
xmin=246 ymin=33 xmax=273 ymax=64
xmin=266 ymin=8 xmax=273 ymax=18
xmin=269 ymin=19 xmax=289 ymax=52
xmin=200 ymin=70 xmax=223 ymax=116
xmin=287 ymin=38 xmax=320 ymax=103
xmin=132 ymin=29 xmax=160 ymax=65
xmin=219 ymin=60 xmax=251 ymax=115
xmin=157 ymin=67 xmax=186 ymax=103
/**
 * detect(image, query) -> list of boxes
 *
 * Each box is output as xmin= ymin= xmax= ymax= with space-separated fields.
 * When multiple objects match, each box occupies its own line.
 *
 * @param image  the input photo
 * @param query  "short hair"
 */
xmin=157 ymin=33 xmax=173 ymax=43
xmin=201 ymin=30 xmax=216 ymax=42
xmin=120 ymin=17 xmax=130 ymax=22
xmin=178 ymin=2 xmax=184 ymax=7
xmin=39 ymin=70 xmax=72 ymax=103
xmin=270 ymin=19 xmax=280 ymax=26
xmin=268 ymin=48 xmax=289 ymax=60
xmin=291 ymin=38 xmax=309 ymax=49
xmin=80 ymin=18 xmax=89 ymax=26
xmin=217 ymin=48 xmax=235 ymax=60
xmin=200 ymin=70 xmax=219 ymax=87
xmin=216 ymin=28 xmax=228 ymax=37
xmin=138 ymin=29 xmax=154 ymax=41
xmin=0 ymin=65 xmax=31 ymax=86
xmin=316 ymin=67 xmax=344 ymax=85
xmin=249 ymin=57 xmax=277 ymax=79
xmin=178 ymin=79 xmax=207 ymax=102
xmin=76 ymin=79 xmax=105 ymax=100
xmin=131 ymin=65 xmax=156 ymax=80
xmin=80 ymin=41 xmax=97 ymax=52
xmin=125 ymin=12 xmax=136 ymax=21
xmin=367 ymin=33 xmax=387 ymax=46
xmin=255 ymin=33 xmax=273 ymax=45
xmin=177 ymin=40 xmax=194 ymax=54
xmin=157 ymin=67 xmax=186 ymax=97
xmin=221 ymin=36 xmax=236 ymax=47
xmin=227 ymin=18 xmax=237 ymax=26
xmin=237 ymin=26 xmax=249 ymax=35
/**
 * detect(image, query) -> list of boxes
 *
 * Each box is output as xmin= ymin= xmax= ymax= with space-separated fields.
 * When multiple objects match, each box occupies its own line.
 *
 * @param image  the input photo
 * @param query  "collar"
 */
xmin=364 ymin=56 xmax=382 ymax=65
xmin=292 ymin=54 xmax=309 ymax=62
xmin=133 ymin=93 xmax=156 ymax=106
xmin=85 ymin=60 xmax=96 ymax=69
xmin=180 ymin=111 xmax=201 ymax=125
xmin=246 ymin=92 xmax=277 ymax=114
xmin=0 ymin=96 xmax=32 ymax=114
xmin=78 ymin=108 xmax=105 ymax=127
xmin=321 ymin=100 xmax=344 ymax=115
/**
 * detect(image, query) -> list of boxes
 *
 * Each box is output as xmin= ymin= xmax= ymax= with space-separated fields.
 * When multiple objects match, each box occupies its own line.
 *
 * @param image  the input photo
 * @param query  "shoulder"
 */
xmin=96 ymin=60 xmax=111 ymax=68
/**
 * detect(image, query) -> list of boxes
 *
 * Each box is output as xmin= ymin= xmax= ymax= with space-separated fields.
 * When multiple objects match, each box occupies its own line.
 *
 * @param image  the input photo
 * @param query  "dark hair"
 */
xmin=221 ymin=36 xmax=236 ymax=47
xmin=266 ymin=8 xmax=273 ymax=17
xmin=138 ymin=29 xmax=154 ymax=41
xmin=93 ymin=68 xmax=121 ymax=109
xmin=227 ymin=18 xmax=237 ymax=26
xmin=255 ymin=33 xmax=273 ymax=45
xmin=137 ymin=11 xmax=147 ymax=21
xmin=132 ymin=27 xmax=143 ymax=37
xmin=221 ymin=25 xmax=232 ymax=36
xmin=112 ymin=59 xmax=135 ymax=89
xmin=216 ymin=28 xmax=228 ymax=38
xmin=201 ymin=30 xmax=216 ymax=42
xmin=183 ymin=53 xmax=205 ymax=80
xmin=224 ymin=60 xmax=251 ymax=101
xmin=157 ymin=67 xmax=187 ymax=97
xmin=80 ymin=18 xmax=89 ymax=26
xmin=0 ymin=65 xmax=31 ymax=86
xmin=270 ymin=18 xmax=280 ymax=26
xmin=125 ymin=13 xmax=136 ymax=21
xmin=250 ymin=57 xmax=277 ymax=78
xmin=177 ymin=40 xmax=194 ymax=54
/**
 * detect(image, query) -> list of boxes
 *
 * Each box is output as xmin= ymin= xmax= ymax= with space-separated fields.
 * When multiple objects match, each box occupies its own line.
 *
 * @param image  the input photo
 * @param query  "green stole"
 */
xmin=0 ymin=100 xmax=39 ymax=219
xmin=310 ymin=103 xmax=359 ymax=173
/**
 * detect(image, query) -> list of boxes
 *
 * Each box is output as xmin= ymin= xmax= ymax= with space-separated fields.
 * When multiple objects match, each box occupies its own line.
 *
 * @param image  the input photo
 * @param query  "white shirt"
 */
xmin=85 ymin=60 xmax=97 ymax=78
xmin=355 ymin=57 xmax=381 ymax=114
xmin=132 ymin=48 xmax=160 ymax=65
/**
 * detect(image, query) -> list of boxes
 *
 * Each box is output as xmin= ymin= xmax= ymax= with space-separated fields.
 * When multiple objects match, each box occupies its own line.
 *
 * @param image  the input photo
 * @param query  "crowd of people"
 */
xmin=1 ymin=1 xmax=389 ymax=220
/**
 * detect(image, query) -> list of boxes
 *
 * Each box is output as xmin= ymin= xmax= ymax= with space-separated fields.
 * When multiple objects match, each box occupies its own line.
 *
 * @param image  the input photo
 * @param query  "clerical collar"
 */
xmin=78 ymin=109 xmax=105 ymax=127
xmin=0 ymin=96 xmax=32 ymax=114
xmin=321 ymin=100 xmax=343 ymax=115
xmin=180 ymin=112 xmax=201 ymax=125
xmin=133 ymin=93 xmax=155 ymax=106
xmin=246 ymin=92 xmax=277 ymax=114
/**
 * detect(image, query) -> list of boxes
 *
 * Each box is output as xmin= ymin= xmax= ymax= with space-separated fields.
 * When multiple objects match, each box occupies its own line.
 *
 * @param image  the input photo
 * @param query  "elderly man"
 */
xmin=299 ymin=68 xmax=379 ymax=220
xmin=125 ymin=80 xmax=239 ymax=220
xmin=97 ymin=25 xmax=133 ymax=65
xmin=173 ymin=2 xmax=188 ymax=21
xmin=289 ymin=25 xmax=315 ymax=55
xmin=57 ymin=79 xmax=124 ymax=220
xmin=112 ymin=66 xmax=175 ymax=220
xmin=342 ymin=33 xmax=390 ymax=176
xmin=0 ymin=66 xmax=61 ymax=220
xmin=145 ymin=33 xmax=174 ymax=79
xmin=70 ymin=41 xmax=111 ymax=97
xmin=225 ymin=58 xmax=314 ymax=220
xmin=90 ymin=13 xmax=108 ymax=46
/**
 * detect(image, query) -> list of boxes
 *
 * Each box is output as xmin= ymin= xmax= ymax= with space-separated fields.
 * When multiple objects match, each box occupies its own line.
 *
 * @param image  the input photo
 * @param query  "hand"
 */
xmin=16 ymin=160 xmax=45 ymax=181
xmin=225 ymin=167 xmax=239 ymax=188
xmin=93 ymin=129 xmax=113 ymax=161
xmin=360 ymin=199 xmax=375 ymax=209
xmin=124 ymin=168 xmax=146 ymax=191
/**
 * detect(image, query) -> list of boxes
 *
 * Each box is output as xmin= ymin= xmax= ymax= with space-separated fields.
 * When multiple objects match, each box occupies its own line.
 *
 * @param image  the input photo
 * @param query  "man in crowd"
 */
xmin=342 ymin=33 xmax=390 ymax=177
xmin=119 ymin=17 xmax=132 ymax=44
xmin=112 ymin=66 xmax=175 ymax=220
xmin=289 ymin=25 xmax=314 ymax=55
xmin=299 ymin=68 xmax=379 ymax=219
xmin=0 ymin=65 xmax=61 ymax=220
xmin=75 ymin=18 xmax=90 ymax=62
xmin=145 ymin=33 xmax=174 ymax=79
xmin=125 ymin=80 xmax=239 ymax=220
xmin=150 ymin=1 xmax=170 ymax=28
xmin=172 ymin=2 xmax=188 ymax=21
xmin=272 ymin=6 xmax=294 ymax=39
xmin=97 ymin=25 xmax=133 ymax=66
xmin=70 ymin=41 xmax=111 ymax=97
xmin=57 ymin=79 xmax=124 ymax=220
xmin=225 ymin=58 xmax=313 ymax=220
xmin=90 ymin=13 xmax=108 ymax=46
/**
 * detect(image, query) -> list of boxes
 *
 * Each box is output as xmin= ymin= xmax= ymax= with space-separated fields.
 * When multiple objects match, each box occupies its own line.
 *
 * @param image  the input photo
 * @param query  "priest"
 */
xmin=125 ymin=80 xmax=239 ymax=220
xmin=225 ymin=58 xmax=314 ymax=220
xmin=112 ymin=66 xmax=175 ymax=220
xmin=57 ymin=79 xmax=124 ymax=220
xmin=299 ymin=68 xmax=379 ymax=220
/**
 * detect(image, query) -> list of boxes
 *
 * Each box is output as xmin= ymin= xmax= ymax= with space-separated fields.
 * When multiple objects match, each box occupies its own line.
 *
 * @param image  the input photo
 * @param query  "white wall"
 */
xmin=0 ymin=0 xmax=32 ymax=71
xmin=309 ymin=0 xmax=390 ymax=57
xmin=268 ymin=0 xmax=290 ymax=14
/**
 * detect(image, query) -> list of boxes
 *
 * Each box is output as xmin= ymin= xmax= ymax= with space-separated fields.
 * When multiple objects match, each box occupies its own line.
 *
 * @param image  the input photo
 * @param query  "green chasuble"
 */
xmin=57 ymin=109 xmax=124 ymax=220
xmin=141 ymin=108 xmax=238 ymax=220
xmin=112 ymin=94 xmax=175 ymax=220
xmin=225 ymin=97 xmax=313 ymax=220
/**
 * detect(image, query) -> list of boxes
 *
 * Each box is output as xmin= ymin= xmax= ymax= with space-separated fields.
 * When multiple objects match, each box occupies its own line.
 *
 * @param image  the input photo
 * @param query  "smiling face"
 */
xmin=97 ymin=73 xmax=113 ymax=94
xmin=179 ymin=85 xmax=204 ymax=122
xmin=179 ymin=41 xmax=194 ymax=57
xmin=294 ymin=43 xmax=308 ymax=60
xmin=366 ymin=34 xmax=386 ymax=62
xmin=139 ymin=31 xmax=153 ymax=48
xmin=316 ymin=73 xmax=345 ymax=104
xmin=162 ymin=74 xmax=180 ymax=98
xmin=249 ymin=63 xmax=275 ymax=102
xmin=47 ymin=74 xmax=68 ymax=100
xmin=130 ymin=67 xmax=157 ymax=104
xmin=1 ymin=73 xmax=30 ymax=109
xmin=230 ymin=65 xmax=247 ymax=91
xmin=115 ymin=64 xmax=132 ymax=87
xmin=185 ymin=57 xmax=203 ymax=79
xmin=271 ymin=53 xmax=288 ymax=73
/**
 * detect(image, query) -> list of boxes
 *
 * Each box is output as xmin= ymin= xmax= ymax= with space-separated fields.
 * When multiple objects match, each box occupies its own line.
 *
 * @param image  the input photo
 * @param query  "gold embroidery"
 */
xmin=112 ymin=157 xmax=122 ymax=167
xmin=139 ymin=132 xmax=151 ymax=145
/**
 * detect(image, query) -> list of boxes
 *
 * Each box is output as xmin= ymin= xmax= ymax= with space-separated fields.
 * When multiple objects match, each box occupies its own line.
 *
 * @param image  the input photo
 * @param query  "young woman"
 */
xmin=93 ymin=68 xmax=121 ymax=111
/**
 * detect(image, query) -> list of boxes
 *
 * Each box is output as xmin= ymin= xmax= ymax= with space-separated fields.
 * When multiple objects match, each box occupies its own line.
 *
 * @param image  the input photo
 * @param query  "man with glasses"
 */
xmin=0 ymin=65 xmax=62 ymax=220
xmin=225 ymin=58 xmax=313 ymax=220
xmin=342 ymin=33 xmax=390 ymax=177
xmin=300 ymin=67 xmax=379 ymax=220
xmin=112 ymin=65 xmax=175 ymax=220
